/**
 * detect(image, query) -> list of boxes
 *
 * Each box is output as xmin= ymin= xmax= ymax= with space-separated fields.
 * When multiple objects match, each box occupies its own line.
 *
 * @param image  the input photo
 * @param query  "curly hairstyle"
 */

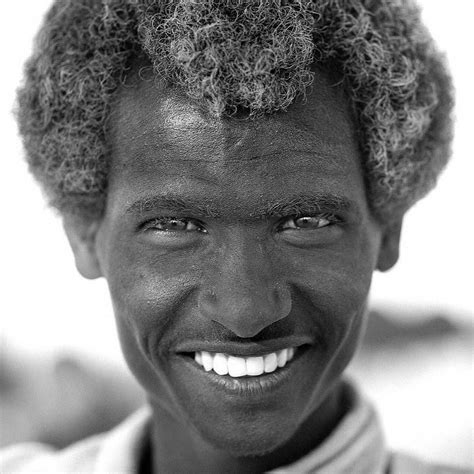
xmin=17 ymin=0 xmax=454 ymax=224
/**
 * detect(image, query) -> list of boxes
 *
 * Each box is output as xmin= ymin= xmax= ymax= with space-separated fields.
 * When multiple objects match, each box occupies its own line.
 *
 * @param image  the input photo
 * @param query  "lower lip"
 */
xmin=177 ymin=347 xmax=309 ymax=397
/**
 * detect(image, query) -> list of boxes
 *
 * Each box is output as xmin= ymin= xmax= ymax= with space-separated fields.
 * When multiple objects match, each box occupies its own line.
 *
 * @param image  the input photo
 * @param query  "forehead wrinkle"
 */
xmin=112 ymin=89 xmax=357 ymax=171
xmin=155 ymin=150 xmax=312 ymax=164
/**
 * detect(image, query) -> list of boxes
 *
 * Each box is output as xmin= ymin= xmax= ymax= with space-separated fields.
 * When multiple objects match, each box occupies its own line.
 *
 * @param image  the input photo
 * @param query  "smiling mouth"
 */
xmin=193 ymin=348 xmax=296 ymax=378
xmin=176 ymin=345 xmax=309 ymax=396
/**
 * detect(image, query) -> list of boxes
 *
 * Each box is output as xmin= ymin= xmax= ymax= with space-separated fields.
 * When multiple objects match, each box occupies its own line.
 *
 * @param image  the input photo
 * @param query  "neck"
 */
xmin=145 ymin=381 xmax=347 ymax=474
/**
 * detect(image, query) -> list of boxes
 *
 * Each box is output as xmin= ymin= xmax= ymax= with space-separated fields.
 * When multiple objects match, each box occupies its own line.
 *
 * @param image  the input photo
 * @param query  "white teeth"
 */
xmin=213 ymin=353 xmax=229 ymax=375
xmin=193 ymin=347 xmax=297 ymax=378
xmin=228 ymin=356 xmax=247 ymax=377
xmin=201 ymin=351 xmax=213 ymax=372
xmin=287 ymin=347 xmax=295 ymax=361
xmin=264 ymin=353 xmax=278 ymax=373
xmin=246 ymin=356 xmax=264 ymax=376
xmin=277 ymin=349 xmax=287 ymax=367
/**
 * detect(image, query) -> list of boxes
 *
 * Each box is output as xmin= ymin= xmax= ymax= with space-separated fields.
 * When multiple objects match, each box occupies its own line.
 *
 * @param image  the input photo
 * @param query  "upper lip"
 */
xmin=175 ymin=336 xmax=312 ymax=358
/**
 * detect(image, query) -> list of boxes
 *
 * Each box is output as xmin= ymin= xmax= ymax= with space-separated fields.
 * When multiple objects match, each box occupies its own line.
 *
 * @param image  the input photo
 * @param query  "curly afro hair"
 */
xmin=17 ymin=0 xmax=454 ymax=224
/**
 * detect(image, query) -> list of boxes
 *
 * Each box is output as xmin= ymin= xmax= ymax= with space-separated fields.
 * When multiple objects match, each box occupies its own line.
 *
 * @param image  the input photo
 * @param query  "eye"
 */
xmin=279 ymin=214 xmax=335 ymax=231
xmin=142 ymin=217 xmax=207 ymax=233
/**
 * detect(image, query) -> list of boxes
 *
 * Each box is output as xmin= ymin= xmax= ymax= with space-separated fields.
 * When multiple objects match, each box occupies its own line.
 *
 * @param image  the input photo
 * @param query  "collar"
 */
xmin=270 ymin=379 xmax=386 ymax=473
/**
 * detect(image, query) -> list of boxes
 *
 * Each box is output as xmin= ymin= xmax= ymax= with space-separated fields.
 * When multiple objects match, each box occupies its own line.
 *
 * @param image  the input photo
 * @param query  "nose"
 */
xmin=197 ymin=235 xmax=292 ymax=338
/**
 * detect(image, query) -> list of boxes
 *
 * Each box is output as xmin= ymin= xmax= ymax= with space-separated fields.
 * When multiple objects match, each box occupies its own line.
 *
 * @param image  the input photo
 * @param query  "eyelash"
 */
xmin=277 ymin=213 xmax=341 ymax=231
xmin=140 ymin=213 xmax=340 ymax=233
xmin=141 ymin=217 xmax=207 ymax=233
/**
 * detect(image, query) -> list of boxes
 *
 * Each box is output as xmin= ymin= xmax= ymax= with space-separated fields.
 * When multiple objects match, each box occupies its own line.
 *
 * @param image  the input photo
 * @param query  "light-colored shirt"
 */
xmin=1 ymin=380 xmax=470 ymax=473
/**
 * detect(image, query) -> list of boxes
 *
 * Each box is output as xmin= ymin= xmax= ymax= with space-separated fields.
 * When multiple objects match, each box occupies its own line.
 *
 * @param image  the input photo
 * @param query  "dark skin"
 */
xmin=64 ymin=66 xmax=402 ymax=473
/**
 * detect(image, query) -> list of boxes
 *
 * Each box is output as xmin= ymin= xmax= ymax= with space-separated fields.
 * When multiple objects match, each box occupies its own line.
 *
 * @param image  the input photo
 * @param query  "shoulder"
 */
xmin=0 ymin=435 xmax=104 ymax=473
xmin=0 ymin=406 xmax=151 ymax=473
xmin=389 ymin=451 xmax=473 ymax=474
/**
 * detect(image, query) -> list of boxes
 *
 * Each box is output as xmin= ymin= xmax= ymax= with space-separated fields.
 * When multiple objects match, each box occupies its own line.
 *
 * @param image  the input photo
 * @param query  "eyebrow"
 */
xmin=251 ymin=194 xmax=357 ymax=219
xmin=126 ymin=196 xmax=220 ymax=218
xmin=125 ymin=193 xmax=359 ymax=219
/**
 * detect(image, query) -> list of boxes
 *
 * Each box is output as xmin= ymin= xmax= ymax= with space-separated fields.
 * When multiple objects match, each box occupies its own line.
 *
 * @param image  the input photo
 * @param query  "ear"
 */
xmin=63 ymin=217 xmax=103 ymax=280
xmin=376 ymin=219 xmax=403 ymax=272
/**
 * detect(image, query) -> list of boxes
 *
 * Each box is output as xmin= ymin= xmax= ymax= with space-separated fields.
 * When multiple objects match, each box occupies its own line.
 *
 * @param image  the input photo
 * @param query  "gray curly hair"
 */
xmin=17 ymin=0 xmax=454 ymax=224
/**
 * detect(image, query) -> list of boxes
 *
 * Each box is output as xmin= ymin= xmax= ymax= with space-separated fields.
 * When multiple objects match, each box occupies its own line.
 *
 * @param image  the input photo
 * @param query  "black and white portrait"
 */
xmin=1 ymin=1 xmax=472 ymax=473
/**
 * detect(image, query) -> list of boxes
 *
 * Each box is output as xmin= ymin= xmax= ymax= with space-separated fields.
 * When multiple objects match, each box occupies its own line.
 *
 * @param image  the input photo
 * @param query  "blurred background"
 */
xmin=0 ymin=0 xmax=472 ymax=469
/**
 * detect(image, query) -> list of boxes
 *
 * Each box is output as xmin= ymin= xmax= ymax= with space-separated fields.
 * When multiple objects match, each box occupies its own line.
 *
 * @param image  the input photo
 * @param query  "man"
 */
xmin=1 ymin=0 xmax=467 ymax=472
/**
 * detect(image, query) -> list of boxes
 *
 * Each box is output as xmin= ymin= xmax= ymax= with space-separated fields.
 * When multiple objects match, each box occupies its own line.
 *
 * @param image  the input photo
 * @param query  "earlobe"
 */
xmin=63 ymin=217 xmax=103 ymax=280
xmin=376 ymin=219 xmax=403 ymax=272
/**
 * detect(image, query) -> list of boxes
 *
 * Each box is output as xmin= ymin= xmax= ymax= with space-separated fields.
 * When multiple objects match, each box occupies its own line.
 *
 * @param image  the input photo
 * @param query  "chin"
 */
xmin=195 ymin=415 xmax=298 ymax=458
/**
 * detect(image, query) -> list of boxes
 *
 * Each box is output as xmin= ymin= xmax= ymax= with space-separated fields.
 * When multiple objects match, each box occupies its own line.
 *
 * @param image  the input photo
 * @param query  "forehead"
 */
xmin=106 ymin=67 xmax=367 ymax=218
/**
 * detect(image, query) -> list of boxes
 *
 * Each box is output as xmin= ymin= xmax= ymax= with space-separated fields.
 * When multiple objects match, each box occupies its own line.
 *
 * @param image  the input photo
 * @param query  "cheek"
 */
xmin=100 ymin=237 xmax=205 ymax=413
xmin=288 ymin=236 xmax=377 ymax=406
xmin=293 ymin=249 xmax=374 ymax=303
xmin=288 ymin=232 xmax=378 ymax=343
xmin=102 ymin=237 xmax=202 ymax=356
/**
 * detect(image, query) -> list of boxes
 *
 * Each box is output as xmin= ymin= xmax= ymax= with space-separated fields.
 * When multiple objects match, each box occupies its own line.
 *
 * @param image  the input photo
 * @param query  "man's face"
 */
xmin=88 ymin=68 xmax=388 ymax=455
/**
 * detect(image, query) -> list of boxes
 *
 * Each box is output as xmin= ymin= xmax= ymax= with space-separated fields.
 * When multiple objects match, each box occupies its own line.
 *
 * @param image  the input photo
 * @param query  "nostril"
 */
xmin=197 ymin=282 xmax=292 ymax=338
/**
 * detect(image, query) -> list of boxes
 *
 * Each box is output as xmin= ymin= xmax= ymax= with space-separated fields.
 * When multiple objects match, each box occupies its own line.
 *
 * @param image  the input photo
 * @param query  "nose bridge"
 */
xmin=223 ymin=237 xmax=269 ymax=299
xmin=198 ymin=231 xmax=292 ymax=337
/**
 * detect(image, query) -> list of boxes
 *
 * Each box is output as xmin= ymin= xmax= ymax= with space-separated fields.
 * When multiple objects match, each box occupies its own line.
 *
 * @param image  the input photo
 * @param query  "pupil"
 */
xmin=298 ymin=217 xmax=313 ymax=227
